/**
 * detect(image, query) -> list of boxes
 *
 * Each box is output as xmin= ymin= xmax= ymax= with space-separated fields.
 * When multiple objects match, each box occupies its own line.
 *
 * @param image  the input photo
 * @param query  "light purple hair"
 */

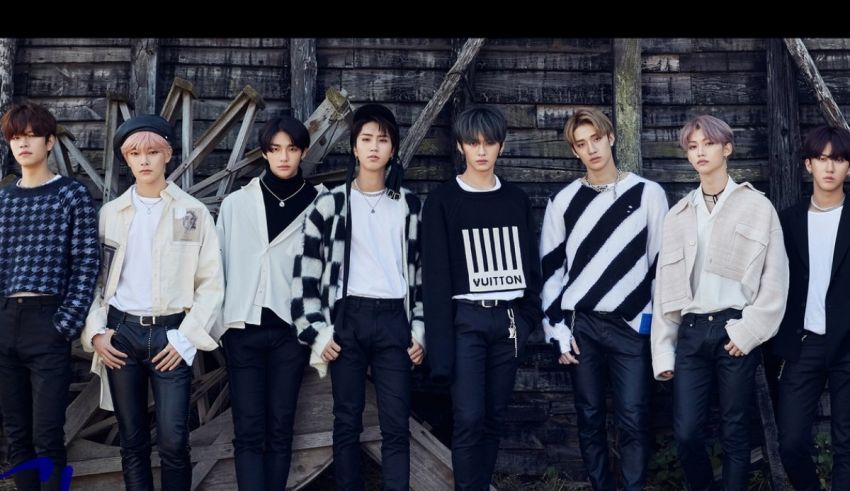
xmin=678 ymin=114 xmax=734 ymax=152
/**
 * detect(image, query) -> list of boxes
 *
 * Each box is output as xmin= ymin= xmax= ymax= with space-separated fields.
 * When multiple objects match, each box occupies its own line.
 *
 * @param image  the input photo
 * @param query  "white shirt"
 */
xmin=682 ymin=178 xmax=750 ymax=315
xmin=453 ymin=175 xmax=523 ymax=302
xmin=338 ymin=187 xmax=407 ymax=299
xmin=214 ymin=178 xmax=325 ymax=340
xmin=804 ymin=207 xmax=842 ymax=335
xmin=104 ymin=187 xmax=196 ymax=364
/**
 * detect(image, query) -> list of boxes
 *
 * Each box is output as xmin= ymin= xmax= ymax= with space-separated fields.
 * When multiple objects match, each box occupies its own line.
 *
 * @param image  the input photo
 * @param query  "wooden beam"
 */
xmin=755 ymin=361 xmax=792 ymax=489
xmin=57 ymin=132 xmax=105 ymax=193
xmin=180 ymin=92 xmax=194 ymax=189
xmin=290 ymin=38 xmax=317 ymax=123
xmin=129 ymin=38 xmax=159 ymax=115
xmin=767 ymin=38 xmax=803 ymax=212
xmin=216 ymin=101 xmax=259 ymax=196
xmin=784 ymin=38 xmax=850 ymax=129
xmin=160 ymin=78 xmax=195 ymax=123
xmin=450 ymin=38 xmax=477 ymax=174
xmin=613 ymin=38 xmax=642 ymax=173
xmin=102 ymin=99 xmax=121 ymax=202
xmin=0 ymin=38 xmax=18 ymax=178
xmin=398 ymin=38 xmax=486 ymax=169
xmin=301 ymin=87 xmax=354 ymax=177
xmin=63 ymin=379 xmax=101 ymax=444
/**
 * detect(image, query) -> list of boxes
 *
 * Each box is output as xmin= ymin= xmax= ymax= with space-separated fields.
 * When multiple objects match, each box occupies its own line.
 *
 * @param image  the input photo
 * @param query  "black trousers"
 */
xmin=106 ymin=308 xmax=192 ymax=491
xmin=569 ymin=311 xmax=651 ymax=491
xmin=778 ymin=332 xmax=850 ymax=491
xmin=0 ymin=296 xmax=71 ymax=491
xmin=330 ymin=297 xmax=411 ymax=491
xmin=223 ymin=309 xmax=309 ymax=491
xmin=673 ymin=309 xmax=759 ymax=491
xmin=450 ymin=302 xmax=529 ymax=491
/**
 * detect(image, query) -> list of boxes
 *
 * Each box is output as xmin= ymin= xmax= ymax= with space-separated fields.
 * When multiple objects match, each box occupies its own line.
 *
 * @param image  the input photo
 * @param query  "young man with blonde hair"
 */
xmin=540 ymin=107 xmax=667 ymax=490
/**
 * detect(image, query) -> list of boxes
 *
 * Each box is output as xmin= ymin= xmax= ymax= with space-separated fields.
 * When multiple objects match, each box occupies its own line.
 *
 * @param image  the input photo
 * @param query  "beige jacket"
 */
xmin=81 ymin=182 xmax=224 ymax=410
xmin=650 ymin=182 xmax=789 ymax=379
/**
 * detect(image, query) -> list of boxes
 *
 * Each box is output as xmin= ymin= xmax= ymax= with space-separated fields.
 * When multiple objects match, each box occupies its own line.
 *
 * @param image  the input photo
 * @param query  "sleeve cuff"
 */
xmin=653 ymin=351 xmax=676 ymax=380
xmin=725 ymin=318 xmax=761 ymax=354
xmin=167 ymin=329 xmax=198 ymax=365
xmin=543 ymin=320 xmax=572 ymax=354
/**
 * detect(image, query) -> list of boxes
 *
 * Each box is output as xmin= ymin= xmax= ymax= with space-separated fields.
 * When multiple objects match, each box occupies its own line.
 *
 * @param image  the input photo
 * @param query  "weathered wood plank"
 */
xmin=21 ymin=38 xmax=131 ymax=47
xmin=160 ymin=46 xmax=286 ymax=67
xmin=767 ymin=38 xmax=803 ymax=212
xmin=323 ymin=69 xmax=444 ymax=102
xmin=130 ymin=38 xmax=159 ymax=115
xmin=216 ymin=102 xmax=259 ymax=196
xmin=802 ymin=38 xmax=850 ymax=50
xmin=613 ymin=38 xmax=642 ymax=173
xmin=291 ymin=39 xmax=318 ymax=123
xmin=474 ymin=71 xmax=612 ymax=104
xmin=160 ymin=38 xmax=288 ymax=49
xmin=160 ymin=65 xmax=288 ymax=100
xmin=641 ymin=38 xmax=766 ymax=53
xmin=399 ymin=38 xmax=485 ymax=169
xmin=482 ymin=38 xmax=611 ymax=53
xmin=475 ymin=51 xmax=611 ymax=71
xmin=319 ymin=48 xmax=453 ymax=69
xmin=18 ymin=46 xmax=131 ymax=64
xmin=784 ymin=38 xmax=850 ymax=129
xmin=643 ymin=52 xmax=765 ymax=72
xmin=180 ymin=93 xmax=195 ymax=189
xmin=101 ymin=100 xmax=121 ymax=201
xmin=536 ymin=105 xmax=612 ymax=130
xmin=0 ymin=38 xmax=18 ymax=178
xmin=63 ymin=379 xmax=101 ymax=444
xmin=15 ymin=65 xmax=130 ymax=97
xmin=642 ymin=73 xmax=766 ymax=104
xmin=300 ymin=87 xmax=354 ymax=177
xmin=317 ymin=38 xmax=452 ymax=50
xmin=57 ymin=133 xmax=106 ymax=192
xmin=643 ymin=105 xmax=766 ymax=127
xmin=160 ymin=78 xmax=196 ymax=123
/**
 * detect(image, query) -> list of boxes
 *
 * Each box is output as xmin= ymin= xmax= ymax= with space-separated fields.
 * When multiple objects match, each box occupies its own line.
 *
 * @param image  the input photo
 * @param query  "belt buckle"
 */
xmin=481 ymin=299 xmax=498 ymax=308
xmin=140 ymin=315 xmax=155 ymax=327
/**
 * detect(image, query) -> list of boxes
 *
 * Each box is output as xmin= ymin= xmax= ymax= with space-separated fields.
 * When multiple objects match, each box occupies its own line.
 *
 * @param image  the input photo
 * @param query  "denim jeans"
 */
xmin=106 ymin=309 xmax=192 ymax=491
xmin=0 ymin=296 xmax=71 ymax=491
xmin=223 ymin=309 xmax=309 ymax=491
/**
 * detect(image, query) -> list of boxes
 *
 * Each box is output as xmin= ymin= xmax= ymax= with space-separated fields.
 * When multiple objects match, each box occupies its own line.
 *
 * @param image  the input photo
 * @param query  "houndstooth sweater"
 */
xmin=0 ymin=176 xmax=100 ymax=338
xmin=290 ymin=183 xmax=424 ymax=377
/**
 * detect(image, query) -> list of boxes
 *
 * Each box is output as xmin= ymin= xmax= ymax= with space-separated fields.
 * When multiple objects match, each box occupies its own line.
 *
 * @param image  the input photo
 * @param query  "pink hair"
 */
xmin=120 ymin=131 xmax=172 ymax=159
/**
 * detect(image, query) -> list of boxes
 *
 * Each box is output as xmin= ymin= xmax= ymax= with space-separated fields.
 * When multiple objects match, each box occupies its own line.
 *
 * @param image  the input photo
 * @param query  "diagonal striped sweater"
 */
xmin=539 ymin=173 xmax=668 ymax=352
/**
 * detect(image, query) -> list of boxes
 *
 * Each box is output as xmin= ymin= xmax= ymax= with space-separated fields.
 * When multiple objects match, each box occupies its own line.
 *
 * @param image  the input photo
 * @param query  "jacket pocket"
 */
xmin=729 ymin=222 xmax=768 ymax=275
xmin=658 ymin=247 xmax=688 ymax=307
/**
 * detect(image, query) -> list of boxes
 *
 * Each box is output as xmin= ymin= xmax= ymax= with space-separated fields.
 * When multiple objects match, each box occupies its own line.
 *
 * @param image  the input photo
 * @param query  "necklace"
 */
xmin=582 ymin=169 xmax=623 ymax=199
xmin=134 ymin=189 xmax=163 ymax=215
xmin=810 ymin=195 xmax=845 ymax=212
xmin=702 ymin=187 xmax=725 ymax=204
xmin=353 ymin=180 xmax=385 ymax=214
xmin=260 ymin=178 xmax=305 ymax=208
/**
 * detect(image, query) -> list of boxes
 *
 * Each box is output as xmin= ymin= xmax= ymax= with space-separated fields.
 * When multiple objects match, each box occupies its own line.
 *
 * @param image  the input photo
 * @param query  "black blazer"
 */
xmin=773 ymin=199 xmax=850 ymax=363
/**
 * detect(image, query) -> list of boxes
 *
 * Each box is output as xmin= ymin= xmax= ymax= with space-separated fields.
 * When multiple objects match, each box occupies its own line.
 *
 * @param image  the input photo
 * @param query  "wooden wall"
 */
xmin=8 ymin=37 xmax=847 ymax=482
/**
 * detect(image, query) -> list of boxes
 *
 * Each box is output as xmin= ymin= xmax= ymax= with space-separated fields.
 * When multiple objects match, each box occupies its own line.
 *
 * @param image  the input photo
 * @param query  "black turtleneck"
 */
xmin=259 ymin=168 xmax=318 ymax=240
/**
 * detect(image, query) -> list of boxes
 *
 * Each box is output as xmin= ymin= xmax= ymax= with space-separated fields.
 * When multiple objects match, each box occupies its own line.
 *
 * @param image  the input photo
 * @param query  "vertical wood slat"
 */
xmin=180 ymin=93 xmax=194 ymax=189
xmin=0 ymin=38 xmax=18 ymax=178
xmin=130 ymin=38 xmax=159 ymax=116
xmin=450 ymin=37 xmax=476 ymax=174
xmin=216 ymin=102 xmax=259 ymax=196
xmin=398 ymin=38 xmax=486 ymax=169
xmin=290 ymin=38 xmax=317 ymax=123
xmin=102 ymin=99 xmax=120 ymax=202
xmin=768 ymin=38 xmax=803 ymax=212
xmin=784 ymin=38 xmax=850 ymax=130
xmin=613 ymin=38 xmax=642 ymax=174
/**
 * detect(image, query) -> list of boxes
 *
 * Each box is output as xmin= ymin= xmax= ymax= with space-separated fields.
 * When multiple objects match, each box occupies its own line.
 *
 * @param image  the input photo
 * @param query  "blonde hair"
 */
xmin=563 ymin=107 xmax=614 ymax=148
xmin=120 ymin=131 xmax=172 ymax=159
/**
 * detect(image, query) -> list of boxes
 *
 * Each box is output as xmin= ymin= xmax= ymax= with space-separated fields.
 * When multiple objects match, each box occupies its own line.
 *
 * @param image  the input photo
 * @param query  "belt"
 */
xmin=4 ymin=295 xmax=60 ymax=307
xmin=107 ymin=305 xmax=185 ymax=327
xmin=455 ymin=298 xmax=515 ymax=308
xmin=344 ymin=296 xmax=405 ymax=310
xmin=681 ymin=308 xmax=742 ymax=325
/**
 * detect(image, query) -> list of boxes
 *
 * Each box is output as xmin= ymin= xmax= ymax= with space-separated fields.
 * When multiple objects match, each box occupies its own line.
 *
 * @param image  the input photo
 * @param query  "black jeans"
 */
xmin=330 ymin=297 xmax=411 ymax=491
xmin=106 ymin=308 xmax=192 ymax=491
xmin=673 ymin=309 xmax=759 ymax=491
xmin=223 ymin=309 xmax=309 ymax=491
xmin=778 ymin=332 xmax=850 ymax=491
xmin=450 ymin=302 xmax=528 ymax=491
xmin=0 ymin=296 xmax=71 ymax=491
xmin=569 ymin=311 xmax=651 ymax=491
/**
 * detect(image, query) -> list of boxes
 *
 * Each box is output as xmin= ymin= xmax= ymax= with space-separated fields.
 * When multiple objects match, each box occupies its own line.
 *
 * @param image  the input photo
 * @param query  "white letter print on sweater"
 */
xmin=462 ymin=226 xmax=526 ymax=292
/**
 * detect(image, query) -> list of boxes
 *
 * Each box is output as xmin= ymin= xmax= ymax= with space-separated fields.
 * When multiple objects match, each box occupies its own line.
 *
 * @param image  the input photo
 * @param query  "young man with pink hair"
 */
xmin=81 ymin=115 xmax=223 ymax=491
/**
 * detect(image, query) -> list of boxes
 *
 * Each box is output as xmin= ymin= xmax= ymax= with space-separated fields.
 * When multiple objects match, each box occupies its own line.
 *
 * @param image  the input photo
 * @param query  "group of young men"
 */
xmin=0 ymin=99 xmax=847 ymax=491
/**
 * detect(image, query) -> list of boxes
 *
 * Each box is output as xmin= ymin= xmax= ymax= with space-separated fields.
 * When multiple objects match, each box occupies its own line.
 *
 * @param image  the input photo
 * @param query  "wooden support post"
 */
xmin=180 ymin=93 xmax=194 ymax=189
xmin=130 ymin=38 xmax=159 ymax=115
xmin=784 ymin=38 xmax=850 ymax=130
xmin=290 ymin=38 xmax=317 ymax=123
xmin=216 ymin=101 xmax=259 ymax=196
xmin=160 ymin=78 xmax=195 ymax=123
xmin=301 ymin=87 xmax=354 ymax=178
xmin=398 ymin=38 xmax=486 ymax=170
xmin=102 ymin=98 xmax=121 ymax=202
xmin=768 ymin=38 xmax=803 ymax=212
xmin=0 ymin=38 xmax=18 ymax=179
xmin=450 ymin=37 xmax=477 ymax=174
xmin=613 ymin=38 xmax=642 ymax=174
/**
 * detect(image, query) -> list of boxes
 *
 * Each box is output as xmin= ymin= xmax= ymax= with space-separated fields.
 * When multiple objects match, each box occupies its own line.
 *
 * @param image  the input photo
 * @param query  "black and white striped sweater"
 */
xmin=539 ymin=173 xmax=668 ymax=352
xmin=290 ymin=183 xmax=424 ymax=376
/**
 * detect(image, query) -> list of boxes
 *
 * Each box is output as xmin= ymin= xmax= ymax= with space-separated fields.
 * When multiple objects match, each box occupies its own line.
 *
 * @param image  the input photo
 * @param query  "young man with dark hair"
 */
xmin=0 ymin=101 xmax=100 ymax=490
xmin=540 ymin=107 xmax=667 ymax=490
xmin=291 ymin=104 xmax=424 ymax=491
xmin=215 ymin=115 xmax=324 ymax=490
xmin=81 ymin=114 xmax=224 ymax=491
xmin=422 ymin=105 xmax=542 ymax=490
xmin=774 ymin=125 xmax=850 ymax=491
